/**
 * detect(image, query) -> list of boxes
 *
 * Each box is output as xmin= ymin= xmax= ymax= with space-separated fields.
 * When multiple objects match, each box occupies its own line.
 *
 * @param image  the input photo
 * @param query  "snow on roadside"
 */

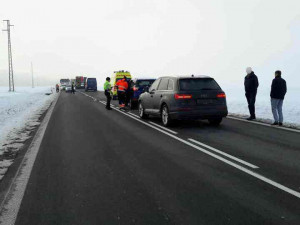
xmin=223 ymin=84 xmax=300 ymax=129
xmin=0 ymin=86 xmax=56 ymax=180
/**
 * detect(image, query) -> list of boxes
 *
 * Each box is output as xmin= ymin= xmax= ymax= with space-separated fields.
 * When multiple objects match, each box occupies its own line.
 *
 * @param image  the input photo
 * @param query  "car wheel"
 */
xmin=161 ymin=105 xmax=172 ymax=127
xmin=208 ymin=118 xmax=222 ymax=126
xmin=138 ymin=102 xmax=148 ymax=119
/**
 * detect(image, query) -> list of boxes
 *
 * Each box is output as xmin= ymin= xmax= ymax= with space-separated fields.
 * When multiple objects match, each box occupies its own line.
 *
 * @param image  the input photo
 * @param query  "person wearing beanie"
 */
xmin=270 ymin=70 xmax=287 ymax=126
xmin=244 ymin=67 xmax=259 ymax=120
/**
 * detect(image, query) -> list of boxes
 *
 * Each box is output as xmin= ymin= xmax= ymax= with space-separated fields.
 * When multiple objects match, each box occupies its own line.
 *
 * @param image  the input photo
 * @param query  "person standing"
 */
xmin=71 ymin=82 xmax=75 ymax=94
xmin=104 ymin=77 xmax=112 ymax=110
xmin=125 ymin=78 xmax=131 ymax=107
xmin=115 ymin=76 xmax=128 ymax=108
xmin=270 ymin=70 xmax=287 ymax=126
xmin=244 ymin=67 xmax=259 ymax=120
xmin=56 ymin=84 xmax=59 ymax=93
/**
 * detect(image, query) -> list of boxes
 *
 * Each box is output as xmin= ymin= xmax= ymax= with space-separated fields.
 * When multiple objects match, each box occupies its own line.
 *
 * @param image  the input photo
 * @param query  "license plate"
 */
xmin=197 ymin=99 xmax=214 ymax=105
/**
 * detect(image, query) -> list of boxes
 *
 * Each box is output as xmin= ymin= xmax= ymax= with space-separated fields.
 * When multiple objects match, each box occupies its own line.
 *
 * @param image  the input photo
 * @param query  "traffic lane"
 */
xmin=16 ymin=91 xmax=168 ymax=225
xmin=17 ymin=91 xmax=300 ymax=224
xmin=171 ymin=118 xmax=300 ymax=192
xmin=87 ymin=91 xmax=300 ymax=191
xmin=79 ymin=91 xmax=297 ymax=223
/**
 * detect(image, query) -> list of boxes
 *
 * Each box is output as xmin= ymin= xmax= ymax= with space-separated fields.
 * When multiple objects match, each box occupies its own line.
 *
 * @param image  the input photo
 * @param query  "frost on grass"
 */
xmin=0 ymin=87 xmax=55 ymax=180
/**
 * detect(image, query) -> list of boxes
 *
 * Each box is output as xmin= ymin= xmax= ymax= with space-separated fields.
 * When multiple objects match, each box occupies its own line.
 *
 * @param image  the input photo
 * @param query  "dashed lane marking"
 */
xmin=188 ymin=138 xmax=259 ymax=169
xmin=90 ymin=94 xmax=300 ymax=199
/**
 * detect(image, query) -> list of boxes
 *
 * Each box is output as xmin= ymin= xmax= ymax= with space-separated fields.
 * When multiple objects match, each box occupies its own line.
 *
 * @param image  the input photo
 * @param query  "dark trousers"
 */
xmin=118 ymin=91 xmax=125 ymax=106
xmin=105 ymin=91 xmax=111 ymax=109
xmin=245 ymin=91 xmax=257 ymax=118
xmin=71 ymin=89 xmax=75 ymax=94
xmin=125 ymin=90 xmax=131 ymax=106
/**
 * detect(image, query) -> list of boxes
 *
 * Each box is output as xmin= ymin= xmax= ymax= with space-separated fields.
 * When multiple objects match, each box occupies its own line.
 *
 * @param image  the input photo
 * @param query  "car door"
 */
xmin=152 ymin=78 xmax=169 ymax=114
xmin=143 ymin=78 xmax=161 ymax=112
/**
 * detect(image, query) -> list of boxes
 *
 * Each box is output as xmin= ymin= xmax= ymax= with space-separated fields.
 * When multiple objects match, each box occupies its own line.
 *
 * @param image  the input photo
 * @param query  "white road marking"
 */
xmin=84 ymin=93 xmax=300 ymax=199
xmin=188 ymin=138 xmax=259 ymax=169
xmin=227 ymin=116 xmax=300 ymax=133
xmin=0 ymin=93 xmax=60 ymax=225
xmin=149 ymin=122 xmax=178 ymax=135
xmin=128 ymin=112 xmax=140 ymax=118
xmin=97 ymin=97 xmax=300 ymax=199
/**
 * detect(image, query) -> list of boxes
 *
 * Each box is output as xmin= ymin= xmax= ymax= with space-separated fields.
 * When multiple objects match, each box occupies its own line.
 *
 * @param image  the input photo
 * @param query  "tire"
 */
xmin=161 ymin=104 xmax=172 ymax=127
xmin=208 ymin=118 xmax=222 ymax=126
xmin=138 ymin=102 xmax=148 ymax=119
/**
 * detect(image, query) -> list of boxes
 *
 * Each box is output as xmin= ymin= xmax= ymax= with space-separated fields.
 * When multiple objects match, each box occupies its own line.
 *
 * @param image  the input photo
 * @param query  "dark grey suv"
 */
xmin=138 ymin=75 xmax=228 ymax=126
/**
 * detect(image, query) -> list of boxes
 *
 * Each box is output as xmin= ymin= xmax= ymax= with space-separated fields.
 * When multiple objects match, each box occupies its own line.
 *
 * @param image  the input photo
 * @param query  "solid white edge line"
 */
xmin=99 ymin=97 xmax=300 ymax=199
xmin=188 ymin=138 xmax=259 ymax=169
xmin=84 ymin=92 xmax=300 ymax=199
xmin=0 ymin=93 xmax=60 ymax=225
xmin=128 ymin=112 xmax=140 ymax=118
xmin=227 ymin=116 xmax=300 ymax=133
xmin=149 ymin=122 xmax=178 ymax=135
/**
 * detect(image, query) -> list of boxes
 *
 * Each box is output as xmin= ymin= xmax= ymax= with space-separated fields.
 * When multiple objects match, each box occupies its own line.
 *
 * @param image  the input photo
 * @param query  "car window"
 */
xmin=157 ymin=78 xmax=169 ymax=90
xmin=167 ymin=79 xmax=174 ymax=90
xmin=136 ymin=80 xmax=155 ymax=87
xmin=179 ymin=78 xmax=220 ymax=91
xmin=149 ymin=79 xmax=160 ymax=92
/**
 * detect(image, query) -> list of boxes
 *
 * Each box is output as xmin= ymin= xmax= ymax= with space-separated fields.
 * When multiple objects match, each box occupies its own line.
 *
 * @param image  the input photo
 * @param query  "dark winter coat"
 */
xmin=270 ymin=76 xmax=287 ymax=100
xmin=244 ymin=72 xmax=259 ymax=93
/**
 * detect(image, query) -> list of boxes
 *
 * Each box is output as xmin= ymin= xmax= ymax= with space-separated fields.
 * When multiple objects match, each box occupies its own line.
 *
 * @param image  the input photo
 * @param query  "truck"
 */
xmin=60 ymin=78 xmax=70 ymax=90
xmin=75 ymin=76 xmax=87 ymax=89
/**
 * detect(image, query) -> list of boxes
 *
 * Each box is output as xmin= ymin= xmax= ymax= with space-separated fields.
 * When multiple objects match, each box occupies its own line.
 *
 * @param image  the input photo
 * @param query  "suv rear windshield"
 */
xmin=135 ymin=80 xmax=155 ymax=87
xmin=179 ymin=78 xmax=220 ymax=91
xmin=87 ymin=78 xmax=96 ymax=83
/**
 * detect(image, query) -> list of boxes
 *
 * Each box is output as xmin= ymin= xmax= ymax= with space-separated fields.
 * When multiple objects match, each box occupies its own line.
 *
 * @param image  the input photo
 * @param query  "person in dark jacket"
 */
xmin=244 ymin=67 xmax=259 ymax=120
xmin=125 ymin=77 xmax=131 ymax=107
xmin=270 ymin=70 xmax=287 ymax=126
xmin=71 ymin=82 xmax=75 ymax=94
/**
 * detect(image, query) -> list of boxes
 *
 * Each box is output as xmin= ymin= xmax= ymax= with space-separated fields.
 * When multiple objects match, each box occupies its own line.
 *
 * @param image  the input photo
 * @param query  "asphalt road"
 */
xmin=13 ymin=90 xmax=300 ymax=225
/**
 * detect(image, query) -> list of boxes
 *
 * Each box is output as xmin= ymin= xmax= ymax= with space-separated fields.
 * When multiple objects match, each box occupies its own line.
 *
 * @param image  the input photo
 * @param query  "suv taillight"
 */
xmin=175 ymin=94 xmax=192 ymax=99
xmin=217 ymin=93 xmax=226 ymax=98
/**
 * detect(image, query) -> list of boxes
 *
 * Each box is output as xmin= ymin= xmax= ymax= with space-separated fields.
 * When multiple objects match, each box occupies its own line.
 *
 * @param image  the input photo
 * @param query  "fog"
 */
xmin=0 ymin=0 xmax=299 ymax=89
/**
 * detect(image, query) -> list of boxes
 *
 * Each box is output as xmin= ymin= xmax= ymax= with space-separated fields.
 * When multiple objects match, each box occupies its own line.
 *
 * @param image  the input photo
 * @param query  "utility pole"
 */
xmin=2 ymin=20 xmax=15 ymax=92
xmin=31 ymin=62 xmax=34 ymax=88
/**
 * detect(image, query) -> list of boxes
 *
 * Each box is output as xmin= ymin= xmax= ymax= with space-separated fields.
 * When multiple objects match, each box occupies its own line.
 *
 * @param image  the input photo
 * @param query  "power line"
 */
xmin=2 ymin=20 xmax=15 ymax=92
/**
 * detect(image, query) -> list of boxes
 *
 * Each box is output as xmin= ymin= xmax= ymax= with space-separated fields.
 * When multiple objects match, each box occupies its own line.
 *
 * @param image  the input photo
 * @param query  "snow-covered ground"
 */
xmin=223 ymin=84 xmax=300 ymax=127
xmin=0 ymin=86 xmax=55 ymax=180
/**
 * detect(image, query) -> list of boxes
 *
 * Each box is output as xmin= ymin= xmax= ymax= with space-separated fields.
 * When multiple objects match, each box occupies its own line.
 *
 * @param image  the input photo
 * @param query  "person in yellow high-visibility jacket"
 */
xmin=104 ymin=77 xmax=112 ymax=110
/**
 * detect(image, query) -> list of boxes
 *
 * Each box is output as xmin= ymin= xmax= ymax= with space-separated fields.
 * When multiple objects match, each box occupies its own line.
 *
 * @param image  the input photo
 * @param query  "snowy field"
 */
xmin=0 ymin=87 xmax=55 ymax=179
xmin=223 ymin=84 xmax=300 ymax=126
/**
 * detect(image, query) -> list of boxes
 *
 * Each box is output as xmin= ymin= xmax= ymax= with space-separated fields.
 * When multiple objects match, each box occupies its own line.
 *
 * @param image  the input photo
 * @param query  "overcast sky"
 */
xmin=0 ymin=0 xmax=300 ymax=88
